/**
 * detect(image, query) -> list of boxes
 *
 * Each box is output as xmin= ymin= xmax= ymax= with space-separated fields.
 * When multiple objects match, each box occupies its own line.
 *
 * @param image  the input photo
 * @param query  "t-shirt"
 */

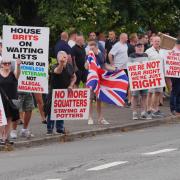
xmin=127 ymin=43 xmax=135 ymax=56
xmin=72 ymin=44 xmax=86 ymax=71
xmin=50 ymin=63 xmax=74 ymax=89
xmin=145 ymin=46 xmax=164 ymax=61
xmin=85 ymin=41 xmax=105 ymax=55
xmin=54 ymin=40 xmax=72 ymax=57
xmin=109 ymin=42 xmax=128 ymax=69
xmin=105 ymin=39 xmax=118 ymax=63
xmin=95 ymin=52 xmax=105 ymax=68
xmin=68 ymin=40 xmax=76 ymax=48
xmin=0 ymin=71 xmax=18 ymax=99
xmin=129 ymin=52 xmax=148 ymax=63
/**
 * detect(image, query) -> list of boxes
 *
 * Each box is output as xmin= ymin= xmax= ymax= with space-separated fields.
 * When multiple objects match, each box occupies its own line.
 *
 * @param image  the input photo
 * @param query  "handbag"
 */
xmin=0 ymin=87 xmax=20 ymax=110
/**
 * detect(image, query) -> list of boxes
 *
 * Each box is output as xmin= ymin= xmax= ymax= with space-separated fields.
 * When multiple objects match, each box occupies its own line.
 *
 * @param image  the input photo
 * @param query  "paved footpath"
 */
xmin=12 ymin=100 xmax=179 ymax=146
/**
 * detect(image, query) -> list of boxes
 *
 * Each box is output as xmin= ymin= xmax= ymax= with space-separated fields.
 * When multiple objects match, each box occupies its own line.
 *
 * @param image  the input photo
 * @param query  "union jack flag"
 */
xmin=86 ymin=51 xmax=129 ymax=106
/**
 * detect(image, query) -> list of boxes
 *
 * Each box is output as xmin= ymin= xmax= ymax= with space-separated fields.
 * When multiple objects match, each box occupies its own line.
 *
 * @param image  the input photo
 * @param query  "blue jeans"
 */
xmin=47 ymin=114 xmax=64 ymax=132
xmin=170 ymin=78 xmax=180 ymax=113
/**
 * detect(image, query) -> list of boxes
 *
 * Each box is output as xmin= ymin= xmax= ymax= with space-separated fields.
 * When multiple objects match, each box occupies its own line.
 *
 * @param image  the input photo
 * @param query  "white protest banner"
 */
xmin=51 ymin=89 xmax=90 ymax=120
xmin=127 ymin=60 xmax=165 ymax=91
xmin=0 ymin=95 xmax=7 ymax=126
xmin=2 ymin=25 xmax=49 ymax=93
xmin=164 ymin=51 xmax=180 ymax=78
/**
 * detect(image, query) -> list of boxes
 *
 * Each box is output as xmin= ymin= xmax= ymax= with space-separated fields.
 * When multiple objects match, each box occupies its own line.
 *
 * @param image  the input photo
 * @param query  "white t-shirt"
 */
xmin=145 ymin=46 xmax=164 ymax=61
xmin=68 ymin=40 xmax=76 ymax=48
xmin=109 ymin=42 xmax=128 ymax=69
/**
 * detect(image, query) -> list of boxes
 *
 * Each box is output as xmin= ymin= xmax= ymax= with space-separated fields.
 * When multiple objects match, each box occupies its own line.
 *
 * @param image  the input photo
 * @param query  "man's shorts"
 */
xmin=131 ymin=89 xmax=148 ymax=96
xmin=18 ymin=93 xmax=34 ymax=112
xmin=148 ymin=87 xmax=164 ymax=93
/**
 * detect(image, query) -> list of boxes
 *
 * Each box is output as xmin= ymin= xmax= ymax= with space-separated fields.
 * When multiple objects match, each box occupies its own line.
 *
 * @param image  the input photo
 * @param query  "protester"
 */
xmin=54 ymin=32 xmax=72 ymax=64
xmin=68 ymin=31 xmax=77 ymax=48
xmin=105 ymin=31 xmax=118 ymax=63
xmin=0 ymin=58 xmax=21 ymax=145
xmin=129 ymin=41 xmax=148 ymax=120
xmin=170 ymin=39 xmax=180 ymax=115
xmin=85 ymin=32 xmax=105 ymax=55
xmin=108 ymin=33 xmax=128 ymax=71
xmin=145 ymin=36 xmax=164 ymax=119
xmin=128 ymin=33 xmax=138 ymax=56
xmin=86 ymin=40 xmax=117 ymax=125
xmin=143 ymin=34 xmax=151 ymax=51
xmin=46 ymin=51 xmax=76 ymax=135
xmin=72 ymin=34 xmax=87 ymax=87
xmin=97 ymin=32 xmax=106 ymax=49
xmin=108 ymin=33 xmax=130 ymax=105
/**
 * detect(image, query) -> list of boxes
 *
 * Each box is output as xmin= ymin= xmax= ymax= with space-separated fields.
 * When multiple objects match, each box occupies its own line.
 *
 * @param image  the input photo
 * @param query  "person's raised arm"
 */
xmin=68 ymin=73 xmax=77 ymax=91
xmin=14 ymin=59 xmax=21 ymax=79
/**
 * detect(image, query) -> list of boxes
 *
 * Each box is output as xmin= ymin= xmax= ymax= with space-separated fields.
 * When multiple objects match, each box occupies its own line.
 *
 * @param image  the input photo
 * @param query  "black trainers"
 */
xmin=5 ymin=139 xmax=14 ymax=145
xmin=0 ymin=139 xmax=6 ymax=146
xmin=42 ymin=120 xmax=47 ymax=124
xmin=56 ymin=129 xmax=65 ymax=135
xmin=46 ymin=131 xmax=53 ymax=136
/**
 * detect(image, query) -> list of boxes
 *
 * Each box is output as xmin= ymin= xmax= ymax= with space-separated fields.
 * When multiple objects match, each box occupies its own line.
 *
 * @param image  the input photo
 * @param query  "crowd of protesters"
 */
xmin=0 ymin=29 xmax=180 ymax=146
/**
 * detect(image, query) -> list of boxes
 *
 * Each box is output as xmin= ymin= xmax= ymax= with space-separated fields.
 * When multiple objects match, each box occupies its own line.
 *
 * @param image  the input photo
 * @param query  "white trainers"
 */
xmin=88 ymin=118 xmax=94 ymax=125
xmin=99 ymin=119 xmax=110 ymax=125
xmin=20 ymin=129 xmax=34 ymax=138
xmin=132 ymin=112 xmax=138 ymax=120
xmin=10 ymin=130 xmax=17 ymax=139
xmin=140 ymin=111 xmax=147 ymax=119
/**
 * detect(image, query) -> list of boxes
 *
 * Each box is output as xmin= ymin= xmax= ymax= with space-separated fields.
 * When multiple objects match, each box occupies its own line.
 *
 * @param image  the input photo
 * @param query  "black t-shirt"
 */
xmin=50 ymin=63 xmax=74 ymax=89
xmin=72 ymin=44 xmax=86 ymax=71
xmin=105 ymin=39 xmax=118 ymax=63
xmin=127 ymin=43 xmax=135 ymax=56
xmin=105 ymin=39 xmax=118 ymax=53
xmin=54 ymin=40 xmax=72 ymax=57
xmin=0 ymin=71 xmax=18 ymax=99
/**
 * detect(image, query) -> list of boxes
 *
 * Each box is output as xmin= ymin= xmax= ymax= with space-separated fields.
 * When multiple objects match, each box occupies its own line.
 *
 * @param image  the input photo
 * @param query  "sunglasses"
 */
xmin=1 ymin=62 xmax=11 ymax=65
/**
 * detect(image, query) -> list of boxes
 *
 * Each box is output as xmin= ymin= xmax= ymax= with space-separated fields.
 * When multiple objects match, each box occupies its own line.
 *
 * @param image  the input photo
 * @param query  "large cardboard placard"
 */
xmin=51 ymin=89 xmax=90 ymax=120
xmin=0 ymin=95 xmax=7 ymax=126
xmin=2 ymin=25 xmax=49 ymax=93
xmin=164 ymin=51 xmax=180 ymax=78
xmin=127 ymin=60 xmax=165 ymax=91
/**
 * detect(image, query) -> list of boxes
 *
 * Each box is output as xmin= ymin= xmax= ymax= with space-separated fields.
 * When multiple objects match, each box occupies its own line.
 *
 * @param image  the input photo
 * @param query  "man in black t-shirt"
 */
xmin=105 ymin=31 xmax=118 ymax=63
xmin=72 ymin=35 xmax=87 ymax=87
xmin=46 ymin=51 xmax=76 ymax=135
